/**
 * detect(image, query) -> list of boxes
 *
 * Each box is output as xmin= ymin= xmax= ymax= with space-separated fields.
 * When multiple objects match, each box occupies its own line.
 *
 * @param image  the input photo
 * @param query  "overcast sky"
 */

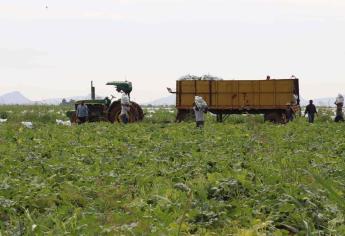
xmin=0 ymin=0 xmax=344 ymax=103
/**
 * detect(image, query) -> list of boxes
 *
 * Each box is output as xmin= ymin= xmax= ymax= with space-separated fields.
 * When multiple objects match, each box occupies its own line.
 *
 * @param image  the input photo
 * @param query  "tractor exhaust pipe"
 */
xmin=91 ymin=81 xmax=95 ymax=100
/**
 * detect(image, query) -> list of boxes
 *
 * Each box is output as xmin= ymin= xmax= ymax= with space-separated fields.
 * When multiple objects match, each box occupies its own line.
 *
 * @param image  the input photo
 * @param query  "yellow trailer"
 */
xmin=170 ymin=78 xmax=300 ymax=123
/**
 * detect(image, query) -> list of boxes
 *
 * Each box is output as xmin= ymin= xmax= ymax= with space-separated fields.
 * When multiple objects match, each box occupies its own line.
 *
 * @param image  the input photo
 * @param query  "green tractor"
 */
xmin=66 ymin=81 xmax=144 ymax=123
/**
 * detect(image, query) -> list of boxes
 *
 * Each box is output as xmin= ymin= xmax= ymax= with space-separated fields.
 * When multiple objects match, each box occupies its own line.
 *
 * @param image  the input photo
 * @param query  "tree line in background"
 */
xmin=60 ymin=98 xmax=76 ymax=106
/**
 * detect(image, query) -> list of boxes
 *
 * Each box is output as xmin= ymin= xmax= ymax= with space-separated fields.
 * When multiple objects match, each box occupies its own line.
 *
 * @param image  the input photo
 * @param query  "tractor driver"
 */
xmin=120 ymin=104 xmax=130 ymax=124
xmin=76 ymin=101 xmax=89 ymax=124
xmin=120 ymin=95 xmax=131 ymax=124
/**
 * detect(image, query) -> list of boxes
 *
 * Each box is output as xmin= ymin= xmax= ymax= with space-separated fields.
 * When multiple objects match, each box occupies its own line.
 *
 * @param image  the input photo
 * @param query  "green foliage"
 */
xmin=143 ymin=107 xmax=176 ymax=124
xmin=0 ymin=111 xmax=8 ymax=119
xmin=317 ymin=108 xmax=334 ymax=123
xmin=0 ymin=106 xmax=345 ymax=235
xmin=0 ymin=105 xmax=73 ymax=123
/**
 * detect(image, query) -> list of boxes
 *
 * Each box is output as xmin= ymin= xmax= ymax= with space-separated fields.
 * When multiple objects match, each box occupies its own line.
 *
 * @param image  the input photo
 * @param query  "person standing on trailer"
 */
xmin=193 ymin=96 xmax=208 ymax=128
xmin=304 ymin=100 xmax=317 ymax=123
xmin=76 ymin=101 xmax=89 ymax=124
xmin=335 ymin=94 xmax=344 ymax=122
xmin=120 ymin=94 xmax=131 ymax=124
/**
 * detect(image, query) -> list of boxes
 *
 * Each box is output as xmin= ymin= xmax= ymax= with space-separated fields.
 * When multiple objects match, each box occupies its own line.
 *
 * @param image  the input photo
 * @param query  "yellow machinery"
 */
xmin=170 ymin=77 xmax=300 ymax=123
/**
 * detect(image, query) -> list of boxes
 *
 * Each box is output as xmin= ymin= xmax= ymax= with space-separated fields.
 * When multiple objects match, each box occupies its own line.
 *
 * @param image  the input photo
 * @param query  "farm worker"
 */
xmin=76 ymin=101 xmax=89 ymax=124
xmin=335 ymin=94 xmax=344 ymax=122
xmin=193 ymin=96 xmax=208 ymax=128
xmin=304 ymin=100 xmax=317 ymax=123
xmin=120 ymin=94 xmax=130 ymax=124
xmin=286 ymin=103 xmax=294 ymax=122
xmin=335 ymin=105 xmax=344 ymax=122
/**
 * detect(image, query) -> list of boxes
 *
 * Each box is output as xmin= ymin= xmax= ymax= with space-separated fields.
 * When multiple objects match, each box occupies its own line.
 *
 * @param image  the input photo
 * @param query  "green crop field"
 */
xmin=0 ymin=105 xmax=345 ymax=235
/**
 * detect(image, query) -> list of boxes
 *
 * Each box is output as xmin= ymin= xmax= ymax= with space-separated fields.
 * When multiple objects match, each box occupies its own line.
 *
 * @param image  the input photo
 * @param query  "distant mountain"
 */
xmin=0 ymin=91 xmax=105 ymax=105
xmin=36 ymin=96 xmax=94 ymax=105
xmin=300 ymin=97 xmax=337 ymax=107
xmin=0 ymin=91 xmax=32 ymax=105
xmin=145 ymin=95 xmax=176 ymax=106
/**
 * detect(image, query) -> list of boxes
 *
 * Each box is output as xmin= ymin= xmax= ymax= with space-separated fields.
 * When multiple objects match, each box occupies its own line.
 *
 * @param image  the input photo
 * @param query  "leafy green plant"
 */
xmin=0 ymin=105 xmax=344 ymax=235
xmin=0 ymin=111 xmax=8 ymax=119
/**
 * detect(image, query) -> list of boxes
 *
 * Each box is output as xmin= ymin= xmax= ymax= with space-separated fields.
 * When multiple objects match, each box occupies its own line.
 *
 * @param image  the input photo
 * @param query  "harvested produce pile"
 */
xmin=0 ymin=106 xmax=345 ymax=235
xmin=179 ymin=74 xmax=223 ymax=81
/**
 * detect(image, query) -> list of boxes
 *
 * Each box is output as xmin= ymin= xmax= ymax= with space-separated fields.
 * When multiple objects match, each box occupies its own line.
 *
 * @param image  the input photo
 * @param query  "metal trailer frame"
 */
xmin=171 ymin=78 xmax=301 ymax=123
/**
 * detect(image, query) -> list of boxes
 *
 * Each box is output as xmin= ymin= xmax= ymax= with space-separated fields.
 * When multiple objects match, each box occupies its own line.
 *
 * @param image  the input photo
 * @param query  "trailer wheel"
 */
xmin=131 ymin=102 xmax=144 ymax=121
xmin=176 ymin=109 xmax=195 ymax=122
xmin=216 ymin=114 xmax=223 ymax=122
xmin=264 ymin=112 xmax=286 ymax=124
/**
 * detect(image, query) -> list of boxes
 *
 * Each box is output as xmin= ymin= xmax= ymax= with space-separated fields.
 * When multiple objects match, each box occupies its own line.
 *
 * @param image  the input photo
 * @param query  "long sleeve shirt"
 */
xmin=76 ymin=104 xmax=89 ymax=118
xmin=193 ymin=106 xmax=205 ymax=122
xmin=305 ymin=104 xmax=317 ymax=115
xmin=120 ymin=105 xmax=130 ymax=116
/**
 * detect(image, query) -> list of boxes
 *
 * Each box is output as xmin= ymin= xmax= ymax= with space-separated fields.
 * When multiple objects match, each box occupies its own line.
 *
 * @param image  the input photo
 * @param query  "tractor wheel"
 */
xmin=131 ymin=102 xmax=144 ymax=121
xmin=108 ymin=102 xmax=141 ymax=123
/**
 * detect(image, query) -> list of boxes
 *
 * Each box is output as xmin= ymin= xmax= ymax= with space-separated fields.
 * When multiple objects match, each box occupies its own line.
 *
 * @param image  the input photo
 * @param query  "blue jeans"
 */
xmin=335 ymin=115 xmax=344 ymax=122
xmin=121 ymin=114 xmax=129 ymax=124
xmin=308 ymin=113 xmax=315 ymax=123
xmin=77 ymin=116 xmax=87 ymax=124
xmin=196 ymin=121 xmax=204 ymax=128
